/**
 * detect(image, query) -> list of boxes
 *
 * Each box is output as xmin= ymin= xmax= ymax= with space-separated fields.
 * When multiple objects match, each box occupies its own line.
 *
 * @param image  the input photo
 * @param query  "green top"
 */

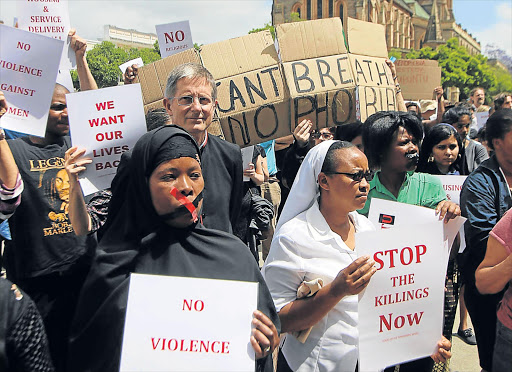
xmin=358 ymin=171 xmax=447 ymax=216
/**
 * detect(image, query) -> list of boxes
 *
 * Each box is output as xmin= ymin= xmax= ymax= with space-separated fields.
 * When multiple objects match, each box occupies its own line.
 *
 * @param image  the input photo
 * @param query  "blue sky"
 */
xmin=1 ymin=0 xmax=510 ymax=55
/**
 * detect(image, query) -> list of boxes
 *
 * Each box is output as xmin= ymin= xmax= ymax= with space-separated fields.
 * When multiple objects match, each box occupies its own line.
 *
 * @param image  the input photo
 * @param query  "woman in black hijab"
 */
xmin=67 ymin=125 xmax=279 ymax=372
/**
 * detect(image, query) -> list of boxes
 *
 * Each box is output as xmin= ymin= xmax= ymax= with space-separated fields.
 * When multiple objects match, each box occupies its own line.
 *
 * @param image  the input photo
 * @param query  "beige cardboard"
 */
xmin=395 ymin=60 xmax=442 ymax=100
xmin=136 ymin=48 xmax=200 ymax=108
xmin=348 ymin=54 xmax=396 ymax=121
xmin=346 ymin=18 xmax=388 ymax=58
xmin=276 ymin=18 xmax=347 ymax=63
xmin=201 ymin=30 xmax=291 ymax=147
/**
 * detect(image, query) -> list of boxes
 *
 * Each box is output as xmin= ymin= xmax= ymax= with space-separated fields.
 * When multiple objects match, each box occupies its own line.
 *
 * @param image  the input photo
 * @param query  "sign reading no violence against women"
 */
xmin=0 ymin=25 xmax=63 ymax=137
xmin=66 ymin=84 xmax=147 ymax=195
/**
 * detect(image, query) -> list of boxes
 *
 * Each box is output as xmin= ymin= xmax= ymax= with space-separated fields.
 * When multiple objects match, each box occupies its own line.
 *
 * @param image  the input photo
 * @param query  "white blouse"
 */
xmin=262 ymin=201 xmax=375 ymax=372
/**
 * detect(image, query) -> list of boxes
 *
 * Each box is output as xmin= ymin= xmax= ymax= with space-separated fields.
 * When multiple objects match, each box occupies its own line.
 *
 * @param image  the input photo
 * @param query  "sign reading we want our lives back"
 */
xmin=0 ymin=25 xmax=63 ymax=137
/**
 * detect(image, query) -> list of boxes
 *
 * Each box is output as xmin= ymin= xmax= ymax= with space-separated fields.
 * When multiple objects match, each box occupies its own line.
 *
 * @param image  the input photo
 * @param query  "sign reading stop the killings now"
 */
xmin=119 ymin=274 xmax=258 ymax=372
xmin=0 ymin=25 xmax=63 ymax=137
xmin=356 ymin=222 xmax=447 ymax=372
xmin=66 ymin=84 xmax=147 ymax=195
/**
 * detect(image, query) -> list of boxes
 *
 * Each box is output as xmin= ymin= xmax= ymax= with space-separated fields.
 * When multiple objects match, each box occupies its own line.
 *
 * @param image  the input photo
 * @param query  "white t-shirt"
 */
xmin=262 ymin=201 xmax=375 ymax=372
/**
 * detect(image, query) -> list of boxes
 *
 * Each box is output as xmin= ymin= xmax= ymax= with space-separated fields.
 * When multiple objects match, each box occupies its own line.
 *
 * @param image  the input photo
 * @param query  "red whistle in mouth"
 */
xmin=170 ymin=187 xmax=198 ymax=222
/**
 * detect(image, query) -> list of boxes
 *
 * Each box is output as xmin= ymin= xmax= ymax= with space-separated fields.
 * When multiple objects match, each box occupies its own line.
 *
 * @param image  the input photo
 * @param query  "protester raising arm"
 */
xmin=386 ymin=59 xmax=407 ymax=112
xmin=69 ymin=29 xmax=98 ymax=91
xmin=0 ymin=92 xmax=23 ymax=219
xmin=64 ymin=146 xmax=93 ymax=235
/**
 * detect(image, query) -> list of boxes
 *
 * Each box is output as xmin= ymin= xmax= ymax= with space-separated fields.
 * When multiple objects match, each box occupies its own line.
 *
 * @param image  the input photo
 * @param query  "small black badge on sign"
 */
xmin=379 ymin=214 xmax=395 ymax=225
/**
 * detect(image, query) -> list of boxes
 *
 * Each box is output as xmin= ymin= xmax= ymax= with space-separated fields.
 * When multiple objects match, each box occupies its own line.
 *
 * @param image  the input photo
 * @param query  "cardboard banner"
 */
xmin=201 ymin=31 xmax=291 ymax=147
xmin=137 ymin=17 xmax=397 ymax=147
xmin=17 ymin=0 xmax=75 ymax=70
xmin=356 ymin=223 xmax=446 ymax=371
xmin=66 ymin=84 xmax=147 ymax=195
xmin=120 ymin=274 xmax=258 ymax=372
xmin=0 ymin=25 xmax=63 ymax=137
xmin=395 ymin=60 xmax=442 ymax=101
xmin=156 ymin=21 xmax=194 ymax=58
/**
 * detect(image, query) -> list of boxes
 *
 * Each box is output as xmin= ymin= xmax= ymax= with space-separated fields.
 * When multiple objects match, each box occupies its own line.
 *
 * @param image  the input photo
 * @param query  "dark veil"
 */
xmin=68 ymin=126 xmax=279 ymax=372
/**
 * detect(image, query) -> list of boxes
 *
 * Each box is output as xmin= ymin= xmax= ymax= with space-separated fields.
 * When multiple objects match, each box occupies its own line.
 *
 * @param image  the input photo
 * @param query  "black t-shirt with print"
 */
xmin=4 ymin=136 xmax=95 ymax=281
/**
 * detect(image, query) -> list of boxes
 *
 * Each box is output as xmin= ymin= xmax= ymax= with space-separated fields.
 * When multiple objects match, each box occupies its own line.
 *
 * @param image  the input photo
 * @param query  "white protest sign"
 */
xmin=433 ymin=175 xmax=468 ymax=252
xmin=66 ymin=84 xmax=147 ymax=195
xmin=475 ymin=111 xmax=489 ymax=130
xmin=356 ymin=222 xmax=446 ymax=371
xmin=367 ymin=198 xmax=466 ymax=256
xmin=119 ymin=58 xmax=144 ymax=74
xmin=241 ymin=145 xmax=254 ymax=182
xmin=120 ymin=274 xmax=258 ymax=372
xmin=0 ymin=25 xmax=63 ymax=137
xmin=155 ymin=21 xmax=194 ymax=58
xmin=17 ymin=0 xmax=75 ymax=70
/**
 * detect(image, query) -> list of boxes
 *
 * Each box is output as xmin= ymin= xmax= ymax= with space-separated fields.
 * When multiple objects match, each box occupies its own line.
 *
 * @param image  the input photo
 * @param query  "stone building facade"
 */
xmin=272 ymin=0 xmax=480 ymax=55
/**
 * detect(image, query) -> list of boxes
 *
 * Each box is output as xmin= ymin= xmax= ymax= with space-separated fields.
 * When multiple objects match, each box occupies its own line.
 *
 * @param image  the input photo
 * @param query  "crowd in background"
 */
xmin=0 ymin=29 xmax=512 ymax=372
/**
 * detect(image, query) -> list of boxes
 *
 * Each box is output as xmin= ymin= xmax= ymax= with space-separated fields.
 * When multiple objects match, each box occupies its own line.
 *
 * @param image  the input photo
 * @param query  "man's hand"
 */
xmin=124 ymin=64 xmax=139 ymax=85
xmin=433 ymin=86 xmax=444 ymax=102
xmin=0 ymin=90 xmax=7 ymax=119
xmin=293 ymin=119 xmax=312 ymax=148
xmin=69 ymin=28 xmax=87 ymax=58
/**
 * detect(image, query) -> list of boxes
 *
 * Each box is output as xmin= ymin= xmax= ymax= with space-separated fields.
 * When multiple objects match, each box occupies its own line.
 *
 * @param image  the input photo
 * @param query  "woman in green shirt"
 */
xmin=359 ymin=111 xmax=461 ymax=372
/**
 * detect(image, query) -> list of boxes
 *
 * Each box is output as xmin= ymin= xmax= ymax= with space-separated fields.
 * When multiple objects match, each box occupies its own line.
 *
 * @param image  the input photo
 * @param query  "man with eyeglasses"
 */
xmin=3 ymin=30 xmax=98 ymax=372
xmin=162 ymin=63 xmax=243 ymax=234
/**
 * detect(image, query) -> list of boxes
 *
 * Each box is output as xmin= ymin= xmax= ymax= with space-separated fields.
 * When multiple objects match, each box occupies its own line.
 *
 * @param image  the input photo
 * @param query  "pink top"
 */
xmin=490 ymin=208 xmax=512 ymax=329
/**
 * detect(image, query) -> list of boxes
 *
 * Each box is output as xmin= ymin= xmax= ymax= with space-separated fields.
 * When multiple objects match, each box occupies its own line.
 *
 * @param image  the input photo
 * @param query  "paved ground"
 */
xmin=449 ymin=306 xmax=481 ymax=372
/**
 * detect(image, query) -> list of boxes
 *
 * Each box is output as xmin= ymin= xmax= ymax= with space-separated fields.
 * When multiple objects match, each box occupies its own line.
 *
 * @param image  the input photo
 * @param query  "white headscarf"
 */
xmin=276 ymin=140 xmax=337 ymax=232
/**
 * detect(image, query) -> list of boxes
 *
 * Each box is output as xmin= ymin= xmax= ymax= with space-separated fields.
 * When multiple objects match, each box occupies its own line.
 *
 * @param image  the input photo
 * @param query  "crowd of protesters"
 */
xmin=1 ymin=27 xmax=511 ymax=372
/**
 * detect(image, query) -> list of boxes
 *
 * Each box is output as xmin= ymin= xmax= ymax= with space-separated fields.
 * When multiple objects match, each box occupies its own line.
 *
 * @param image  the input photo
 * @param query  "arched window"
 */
xmin=329 ymin=0 xmax=334 ymax=17
xmin=307 ymin=0 xmax=312 ymax=20
xmin=291 ymin=2 xmax=303 ymax=18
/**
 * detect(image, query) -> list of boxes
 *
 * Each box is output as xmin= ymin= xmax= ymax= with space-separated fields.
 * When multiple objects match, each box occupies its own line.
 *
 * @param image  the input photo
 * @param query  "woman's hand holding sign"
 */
xmin=251 ymin=310 xmax=279 ymax=359
xmin=331 ymin=255 xmax=377 ymax=297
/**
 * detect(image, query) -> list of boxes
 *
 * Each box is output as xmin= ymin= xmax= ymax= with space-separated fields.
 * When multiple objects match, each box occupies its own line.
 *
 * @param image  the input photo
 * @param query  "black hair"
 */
xmin=335 ymin=121 xmax=363 ymax=142
xmin=321 ymin=141 xmax=355 ymax=173
xmin=494 ymin=93 xmax=512 ymax=111
xmin=442 ymin=106 xmax=471 ymax=125
xmin=417 ymin=124 xmax=464 ymax=174
xmin=362 ymin=111 xmax=424 ymax=169
xmin=146 ymin=108 xmax=171 ymax=131
xmin=486 ymin=108 xmax=512 ymax=150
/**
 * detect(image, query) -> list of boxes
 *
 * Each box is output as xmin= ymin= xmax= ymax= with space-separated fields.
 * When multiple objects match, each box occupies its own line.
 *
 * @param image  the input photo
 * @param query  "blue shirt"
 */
xmin=260 ymin=140 xmax=277 ymax=176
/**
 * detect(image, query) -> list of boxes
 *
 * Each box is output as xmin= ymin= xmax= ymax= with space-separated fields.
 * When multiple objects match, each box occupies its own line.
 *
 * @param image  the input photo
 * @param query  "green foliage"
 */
xmin=249 ymin=22 xmax=275 ymax=40
xmin=83 ymin=41 xmax=160 ymax=88
xmin=248 ymin=12 xmax=304 ymax=40
xmin=487 ymin=65 xmax=512 ymax=97
xmin=388 ymin=49 xmax=402 ymax=60
xmin=402 ymin=37 xmax=500 ymax=100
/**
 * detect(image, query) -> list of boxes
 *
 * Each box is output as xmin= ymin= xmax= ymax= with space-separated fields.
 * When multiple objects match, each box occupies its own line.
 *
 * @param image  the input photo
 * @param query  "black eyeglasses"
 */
xmin=311 ymin=131 xmax=334 ymax=140
xmin=324 ymin=170 xmax=374 ymax=182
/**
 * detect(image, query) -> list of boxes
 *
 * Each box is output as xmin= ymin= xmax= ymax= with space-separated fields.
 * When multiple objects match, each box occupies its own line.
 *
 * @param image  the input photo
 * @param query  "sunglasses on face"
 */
xmin=311 ymin=131 xmax=334 ymax=140
xmin=324 ymin=170 xmax=375 ymax=182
